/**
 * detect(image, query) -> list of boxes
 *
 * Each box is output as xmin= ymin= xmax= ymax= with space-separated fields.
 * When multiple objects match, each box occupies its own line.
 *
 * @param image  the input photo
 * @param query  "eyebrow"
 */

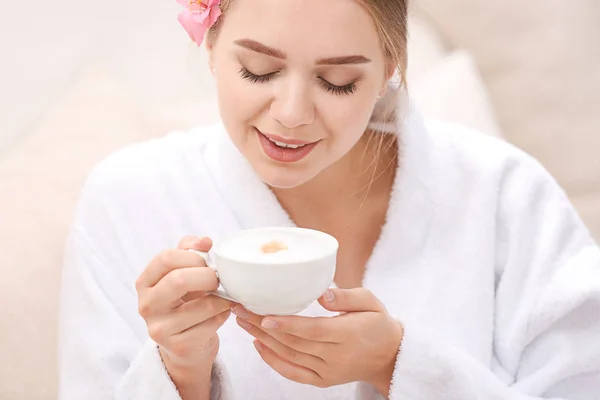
xmin=235 ymin=39 xmax=286 ymax=59
xmin=234 ymin=39 xmax=372 ymax=65
xmin=316 ymin=55 xmax=372 ymax=65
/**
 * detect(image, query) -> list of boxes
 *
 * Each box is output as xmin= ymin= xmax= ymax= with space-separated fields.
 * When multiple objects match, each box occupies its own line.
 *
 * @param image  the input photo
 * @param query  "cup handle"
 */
xmin=187 ymin=249 xmax=237 ymax=302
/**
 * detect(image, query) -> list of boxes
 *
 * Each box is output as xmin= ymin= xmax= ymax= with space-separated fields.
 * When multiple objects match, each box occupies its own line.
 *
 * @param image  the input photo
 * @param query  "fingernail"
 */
xmin=231 ymin=305 xmax=249 ymax=319
xmin=324 ymin=290 xmax=335 ymax=303
xmin=254 ymin=340 xmax=264 ymax=352
xmin=261 ymin=319 xmax=278 ymax=329
xmin=237 ymin=318 xmax=253 ymax=331
xmin=197 ymin=237 xmax=211 ymax=247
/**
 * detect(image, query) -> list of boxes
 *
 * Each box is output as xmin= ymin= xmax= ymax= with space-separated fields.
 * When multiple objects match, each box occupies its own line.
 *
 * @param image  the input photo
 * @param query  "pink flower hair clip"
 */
xmin=176 ymin=0 xmax=222 ymax=46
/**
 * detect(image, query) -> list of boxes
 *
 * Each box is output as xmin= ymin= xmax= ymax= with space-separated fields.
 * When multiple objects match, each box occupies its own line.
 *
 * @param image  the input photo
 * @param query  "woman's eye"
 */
xmin=239 ymin=66 xmax=357 ymax=96
xmin=319 ymin=78 xmax=357 ymax=96
xmin=239 ymin=67 xmax=277 ymax=83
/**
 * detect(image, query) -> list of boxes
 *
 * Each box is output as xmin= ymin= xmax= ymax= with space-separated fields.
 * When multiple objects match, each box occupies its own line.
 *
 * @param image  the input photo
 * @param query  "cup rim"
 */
xmin=212 ymin=227 xmax=339 ymax=265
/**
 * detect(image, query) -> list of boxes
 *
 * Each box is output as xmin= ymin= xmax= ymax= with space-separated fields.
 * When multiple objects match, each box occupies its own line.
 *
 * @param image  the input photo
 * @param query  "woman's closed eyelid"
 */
xmin=238 ymin=66 xmax=358 ymax=95
xmin=235 ymin=53 xmax=283 ymax=73
xmin=236 ymin=55 xmax=362 ymax=84
xmin=239 ymin=66 xmax=278 ymax=83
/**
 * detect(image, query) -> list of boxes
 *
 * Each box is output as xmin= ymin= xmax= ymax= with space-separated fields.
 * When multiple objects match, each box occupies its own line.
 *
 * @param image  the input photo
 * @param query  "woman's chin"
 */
xmin=254 ymin=163 xmax=316 ymax=190
xmin=259 ymin=171 xmax=310 ymax=189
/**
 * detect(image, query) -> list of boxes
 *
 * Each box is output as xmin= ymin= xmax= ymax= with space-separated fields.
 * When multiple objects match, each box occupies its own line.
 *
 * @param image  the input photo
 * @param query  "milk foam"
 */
xmin=218 ymin=229 xmax=334 ymax=264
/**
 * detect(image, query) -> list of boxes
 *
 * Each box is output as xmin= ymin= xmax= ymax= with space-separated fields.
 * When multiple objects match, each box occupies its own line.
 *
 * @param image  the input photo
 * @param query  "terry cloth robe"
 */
xmin=58 ymin=103 xmax=600 ymax=400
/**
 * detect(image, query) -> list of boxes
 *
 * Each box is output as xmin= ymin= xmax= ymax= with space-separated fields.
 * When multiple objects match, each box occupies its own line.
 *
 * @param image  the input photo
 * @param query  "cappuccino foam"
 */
xmin=218 ymin=229 xmax=333 ymax=264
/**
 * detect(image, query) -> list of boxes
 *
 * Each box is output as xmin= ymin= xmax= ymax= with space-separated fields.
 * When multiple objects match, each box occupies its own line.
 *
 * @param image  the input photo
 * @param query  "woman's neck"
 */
xmin=271 ymin=132 xmax=398 ymax=232
xmin=272 ymin=132 xmax=398 ymax=288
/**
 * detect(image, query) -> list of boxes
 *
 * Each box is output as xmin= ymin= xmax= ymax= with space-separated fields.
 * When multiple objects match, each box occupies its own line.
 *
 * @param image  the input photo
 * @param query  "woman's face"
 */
xmin=209 ymin=0 xmax=389 ymax=189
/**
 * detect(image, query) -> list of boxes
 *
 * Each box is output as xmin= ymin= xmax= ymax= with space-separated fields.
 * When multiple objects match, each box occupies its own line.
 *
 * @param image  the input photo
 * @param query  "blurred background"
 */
xmin=1 ymin=0 xmax=599 ymax=398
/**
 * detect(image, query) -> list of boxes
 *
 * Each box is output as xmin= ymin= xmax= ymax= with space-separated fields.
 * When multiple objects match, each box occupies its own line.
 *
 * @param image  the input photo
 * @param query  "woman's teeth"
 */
xmin=267 ymin=137 xmax=307 ymax=149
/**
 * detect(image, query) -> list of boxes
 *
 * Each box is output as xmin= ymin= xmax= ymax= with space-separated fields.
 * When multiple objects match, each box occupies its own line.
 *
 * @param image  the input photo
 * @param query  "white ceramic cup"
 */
xmin=189 ymin=227 xmax=338 ymax=316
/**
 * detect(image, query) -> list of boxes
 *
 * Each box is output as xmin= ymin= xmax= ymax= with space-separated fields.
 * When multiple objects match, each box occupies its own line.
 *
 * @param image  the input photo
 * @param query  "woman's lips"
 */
xmin=260 ymin=132 xmax=314 ymax=146
xmin=255 ymin=128 xmax=319 ymax=163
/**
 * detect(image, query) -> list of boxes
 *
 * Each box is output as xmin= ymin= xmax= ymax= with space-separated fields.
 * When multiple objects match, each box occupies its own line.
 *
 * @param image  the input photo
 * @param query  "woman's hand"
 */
xmin=135 ymin=236 xmax=232 ymax=399
xmin=231 ymin=288 xmax=403 ymax=396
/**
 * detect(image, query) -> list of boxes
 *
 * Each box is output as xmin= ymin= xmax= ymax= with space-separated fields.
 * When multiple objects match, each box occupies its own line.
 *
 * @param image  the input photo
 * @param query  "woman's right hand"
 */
xmin=135 ymin=236 xmax=232 ymax=384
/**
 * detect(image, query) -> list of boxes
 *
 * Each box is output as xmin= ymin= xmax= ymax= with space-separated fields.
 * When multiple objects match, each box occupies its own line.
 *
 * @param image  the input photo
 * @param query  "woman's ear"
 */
xmin=385 ymin=63 xmax=396 ymax=83
xmin=378 ymin=63 xmax=396 ymax=96
xmin=206 ymin=41 xmax=216 ymax=77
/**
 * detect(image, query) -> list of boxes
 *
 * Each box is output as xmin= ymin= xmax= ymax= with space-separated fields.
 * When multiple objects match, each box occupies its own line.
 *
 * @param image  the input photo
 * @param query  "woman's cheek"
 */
xmin=218 ymin=80 xmax=262 ymax=129
xmin=318 ymin=94 xmax=374 ymax=142
xmin=218 ymin=75 xmax=269 ymax=124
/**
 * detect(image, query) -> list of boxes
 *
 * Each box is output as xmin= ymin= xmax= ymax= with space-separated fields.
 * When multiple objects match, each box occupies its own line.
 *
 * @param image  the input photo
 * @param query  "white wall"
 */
xmin=0 ymin=0 xmax=209 ymax=152
xmin=1 ymin=0 xmax=88 ymax=150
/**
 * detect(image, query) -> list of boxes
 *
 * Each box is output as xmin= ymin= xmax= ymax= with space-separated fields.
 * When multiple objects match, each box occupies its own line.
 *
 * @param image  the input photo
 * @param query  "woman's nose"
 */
xmin=270 ymin=80 xmax=315 ymax=129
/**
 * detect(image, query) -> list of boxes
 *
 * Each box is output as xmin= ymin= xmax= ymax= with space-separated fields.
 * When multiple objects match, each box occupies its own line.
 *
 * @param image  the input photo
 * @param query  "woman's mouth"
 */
xmin=255 ymin=128 xmax=319 ymax=163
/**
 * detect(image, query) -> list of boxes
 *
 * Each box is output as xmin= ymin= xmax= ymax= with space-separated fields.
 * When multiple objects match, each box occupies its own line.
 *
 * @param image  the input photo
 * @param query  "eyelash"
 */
xmin=239 ymin=67 xmax=357 ymax=96
xmin=239 ymin=67 xmax=277 ymax=84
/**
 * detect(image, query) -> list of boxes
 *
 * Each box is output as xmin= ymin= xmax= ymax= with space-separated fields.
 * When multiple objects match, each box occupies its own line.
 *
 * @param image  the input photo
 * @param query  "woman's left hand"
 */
xmin=231 ymin=288 xmax=404 ymax=396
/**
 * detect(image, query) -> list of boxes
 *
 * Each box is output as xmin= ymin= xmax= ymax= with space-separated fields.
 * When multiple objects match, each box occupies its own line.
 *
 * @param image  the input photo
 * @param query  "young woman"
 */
xmin=58 ymin=0 xmax=600 ymax=399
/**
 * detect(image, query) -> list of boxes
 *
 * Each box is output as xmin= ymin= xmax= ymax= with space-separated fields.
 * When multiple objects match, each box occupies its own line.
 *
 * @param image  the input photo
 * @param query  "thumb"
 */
xmin=318 ymin=288 xmax=385 ymax=313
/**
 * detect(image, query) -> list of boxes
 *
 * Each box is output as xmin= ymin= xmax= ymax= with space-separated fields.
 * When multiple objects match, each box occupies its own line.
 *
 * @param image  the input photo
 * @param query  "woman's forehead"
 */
xmin=219 ymin=0 xmax=384 ymax=61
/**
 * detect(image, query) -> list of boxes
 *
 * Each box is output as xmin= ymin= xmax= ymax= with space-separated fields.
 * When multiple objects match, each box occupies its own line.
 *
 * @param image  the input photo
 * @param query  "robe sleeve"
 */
xmin=57 ymin=164 xmax=234 ymax=400
xmin=383 ymin=155 xmax=600 ymax=399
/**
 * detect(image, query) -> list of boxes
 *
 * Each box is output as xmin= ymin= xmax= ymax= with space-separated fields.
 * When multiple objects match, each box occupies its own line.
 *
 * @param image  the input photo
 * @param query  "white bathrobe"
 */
xmin=58 ymin=105 xmax=600 ymax=400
